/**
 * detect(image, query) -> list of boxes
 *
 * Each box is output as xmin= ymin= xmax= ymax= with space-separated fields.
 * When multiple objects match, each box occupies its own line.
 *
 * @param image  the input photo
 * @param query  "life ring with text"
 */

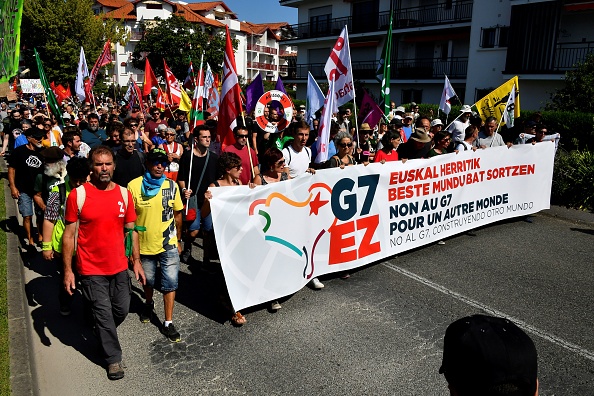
xmin=254 ymin=90 xmax=293 ymax=133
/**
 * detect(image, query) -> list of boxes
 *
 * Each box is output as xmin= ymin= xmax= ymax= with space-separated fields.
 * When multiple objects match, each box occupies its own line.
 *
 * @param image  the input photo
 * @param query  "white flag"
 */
xmin=306 ymin=72 xmax=325 ymax=127
xmin=324 ymin=26 xmax=353 ymax=112
xmin=439 ymin=75 xmax=457 ymax=115
xmin=315 ymin=79 xmax=336 ymax=164
xmin=503 ymin=84 xmax=516 ymax=128
xmin=75 ymin=47 xmax=89 ymax=102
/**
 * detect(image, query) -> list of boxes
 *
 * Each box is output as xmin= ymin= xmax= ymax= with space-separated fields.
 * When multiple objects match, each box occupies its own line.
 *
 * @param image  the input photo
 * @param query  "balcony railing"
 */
xmin=553 ymin=41 xmax=594 ymax=71
xmin=282 ymin=0 xmax=473 ymax=41
xmin=247 ymin=44 xmax=278 ymax=55
xmin=279 ymin=49 xmax=297 ymax=56
xmin=247 ymin=61 xmax=278 ymax=71
xmin=129 ymin=31 xmax=143 ymax=41
xmin=295 ymin=57 xmax=468 ymax=80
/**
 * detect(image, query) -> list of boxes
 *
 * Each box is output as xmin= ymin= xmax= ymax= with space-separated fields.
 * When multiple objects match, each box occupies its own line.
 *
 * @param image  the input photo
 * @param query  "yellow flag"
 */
xmin=474 ymin=76 xmax=520 ymax=125
xmin=179 ymin=89 xmax=192 ymax=113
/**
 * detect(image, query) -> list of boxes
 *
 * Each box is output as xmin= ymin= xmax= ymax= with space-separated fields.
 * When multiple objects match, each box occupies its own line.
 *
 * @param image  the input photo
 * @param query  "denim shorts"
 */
xmin=17 ymin=192 xmax=34 ymax=217
xmin=188 ymin=212 xmax=213 ymax=232
xmin=141 ymin=248 xmax=180 ymax=292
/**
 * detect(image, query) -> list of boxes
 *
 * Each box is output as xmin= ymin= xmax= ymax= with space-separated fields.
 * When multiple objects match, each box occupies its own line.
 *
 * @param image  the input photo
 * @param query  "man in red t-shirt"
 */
xmin=144 ymin=108 xmax=168 ymax=140
xmin=62 ymin=145 xmax=145 ymax=381
xmin=223 ymin=125 xmax=259 ymax=185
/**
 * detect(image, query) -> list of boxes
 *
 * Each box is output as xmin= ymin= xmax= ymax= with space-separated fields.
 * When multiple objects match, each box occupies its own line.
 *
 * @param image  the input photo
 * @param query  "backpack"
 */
xmin=283 ymin=146 xmax=311 ymax=166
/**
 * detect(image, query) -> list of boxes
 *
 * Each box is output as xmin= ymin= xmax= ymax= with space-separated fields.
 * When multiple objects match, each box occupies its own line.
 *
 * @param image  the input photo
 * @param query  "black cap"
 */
xmin=40 ymin=147 xmax=64 ymax=163
xmin=30 ymin=127 xmax=45 ymax=140
xmin=440 ymin=315 xmax=538 ymax=395
xmin=146 ymin=148 xmax=169 ymax=162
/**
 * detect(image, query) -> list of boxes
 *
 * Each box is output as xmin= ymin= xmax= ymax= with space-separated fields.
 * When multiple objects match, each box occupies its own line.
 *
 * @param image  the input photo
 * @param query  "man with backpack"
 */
xmin=62 ymin=145 xmax=145 ymax=380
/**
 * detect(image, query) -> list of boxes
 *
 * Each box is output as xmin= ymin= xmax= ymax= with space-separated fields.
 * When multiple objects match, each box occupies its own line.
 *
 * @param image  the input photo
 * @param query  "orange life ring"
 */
xmin=254 ymin=90 xmax=294 ymax=133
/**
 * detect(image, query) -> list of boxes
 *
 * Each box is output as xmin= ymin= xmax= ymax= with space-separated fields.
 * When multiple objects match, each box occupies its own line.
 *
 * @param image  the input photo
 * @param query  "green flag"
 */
xmin=34 ymin=48 xmax=64 ymax=125
xmin=376 ymin=10 xmax=393 ymax=116
xmin=0 ymin=0 xmax=24 ymax=83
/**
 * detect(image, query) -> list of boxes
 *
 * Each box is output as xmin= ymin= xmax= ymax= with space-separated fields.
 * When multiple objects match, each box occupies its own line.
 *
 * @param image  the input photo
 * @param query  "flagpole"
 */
xmin=444 ymin=104 xmax=476 ymax=131
xmin=185 ymin=135 xmax=194 ymax=215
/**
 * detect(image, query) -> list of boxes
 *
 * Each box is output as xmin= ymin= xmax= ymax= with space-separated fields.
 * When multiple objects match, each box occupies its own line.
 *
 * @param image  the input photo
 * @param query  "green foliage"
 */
xmin=546 ymin=53 xmax=594 ymax=113
xmin=21 ymin=0 xmax=127 ymax=85
xmin=131 ymin=15 xmax=232 ymax=80
xmin=552 ymin=149 xmax=594 ymax=211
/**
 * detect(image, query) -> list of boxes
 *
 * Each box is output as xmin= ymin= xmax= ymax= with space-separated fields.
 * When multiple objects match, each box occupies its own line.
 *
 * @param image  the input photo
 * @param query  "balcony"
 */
xmin=129 ymin=30 xmax=143 ymax=41
xmin=282 ymin=0 xmax=473 ymax=41
xmin=247 ymin=61 xmax=278 ymax=71
xmin=247 ymin=44 xmax=278 ymax=55
xmin=279 ymin=49 xmax=297 ymax=57
xmin=295 ymin=57 xmax=468 ymax=80
xmin=553 ymin=41 xmax=594 ymax=72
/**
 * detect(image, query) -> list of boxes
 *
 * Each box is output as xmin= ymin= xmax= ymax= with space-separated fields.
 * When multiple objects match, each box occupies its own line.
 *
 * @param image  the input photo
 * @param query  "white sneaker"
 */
xmin=270 ymin=300 xmax=282 ymax=311
xmin=437 ymin=240 xmax=446 ymax=245
xmin=309 ymin=277 xmax=324 ymax=289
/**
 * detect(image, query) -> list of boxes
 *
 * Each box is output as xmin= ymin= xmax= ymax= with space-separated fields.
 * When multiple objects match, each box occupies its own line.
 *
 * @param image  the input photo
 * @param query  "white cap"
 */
xmin=430 ymin=119 xmax=443 ymax=127
xmin=460 ymin=104 xmax=473 ymax=113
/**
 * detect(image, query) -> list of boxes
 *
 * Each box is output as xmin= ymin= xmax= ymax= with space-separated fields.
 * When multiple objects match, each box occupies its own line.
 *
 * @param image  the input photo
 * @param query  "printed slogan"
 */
xmin=209 ymin=143 xmax=555 ymax=311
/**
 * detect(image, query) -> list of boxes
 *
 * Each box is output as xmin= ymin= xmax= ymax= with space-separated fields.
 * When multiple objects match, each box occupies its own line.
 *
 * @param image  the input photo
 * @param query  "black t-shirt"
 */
xmin=177 ymin=149 xmax=218 ymax=207
xmin=8 ymin=145 xmax=43 ymax=195
xmin=397 ymin=140 xmax=431 ymax=160
xmin=112 ymin=150 xmax=145 ymax=187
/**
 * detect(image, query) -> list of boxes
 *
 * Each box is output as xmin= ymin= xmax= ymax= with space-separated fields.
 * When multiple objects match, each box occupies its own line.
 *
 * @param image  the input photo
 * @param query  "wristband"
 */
xmin=41 ymin=242 xmax=53 ymax=251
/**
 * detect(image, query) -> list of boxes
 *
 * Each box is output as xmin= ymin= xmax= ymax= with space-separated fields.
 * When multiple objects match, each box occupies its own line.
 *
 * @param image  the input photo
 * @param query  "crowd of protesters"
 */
xmin=1 ymin=95 xmax=547 ymax=385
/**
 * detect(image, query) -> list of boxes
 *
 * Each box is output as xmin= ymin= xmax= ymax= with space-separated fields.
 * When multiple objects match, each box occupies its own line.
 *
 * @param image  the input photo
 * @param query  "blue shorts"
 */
xmin=17 ymin=192 xmax=34 ymax=217
xmin=141 ymin=248 xmax=180 ymax=292
xmin=188 ymin=213 xmax=213 ymax=232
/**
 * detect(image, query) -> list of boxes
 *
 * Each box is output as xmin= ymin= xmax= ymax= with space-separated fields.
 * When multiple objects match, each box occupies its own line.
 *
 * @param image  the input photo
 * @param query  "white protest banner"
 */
xmin=209 ymin=143 xmax=555 ymax=311
xmin=20 ymin=79 xmax=44 ymax=93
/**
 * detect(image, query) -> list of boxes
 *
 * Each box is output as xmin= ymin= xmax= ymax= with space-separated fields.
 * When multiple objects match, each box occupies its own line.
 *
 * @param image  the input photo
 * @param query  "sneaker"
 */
xmin=437 ymin=240 xmax=446 ymax=245
xmin=107 ymin=362 xmax=125 ymax=380
xmin=309 ymin=277 xmax=324 ymax=289
xmin=161 ymin=323 xmax=181 ymax=342
xmin=270 ymin=300 xmax=282 ymax=311
xmin=140 ymin=301 xmax=154 ymax=323
xmin=180 ymin=247 xmax=191 ymax=263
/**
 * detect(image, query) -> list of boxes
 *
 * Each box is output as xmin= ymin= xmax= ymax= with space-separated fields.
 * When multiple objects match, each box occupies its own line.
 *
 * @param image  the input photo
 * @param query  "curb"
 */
xmin=3 ymin=165 xmax=37 ymax=395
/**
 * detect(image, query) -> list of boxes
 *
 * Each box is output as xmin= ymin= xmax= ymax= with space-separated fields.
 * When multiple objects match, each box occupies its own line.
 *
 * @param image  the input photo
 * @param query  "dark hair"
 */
xmin=485 ymin=116 xmax=497 ymax=125
xmin=287 ymin=120 xmax=310 ymax=137
xmin=217 ymin=152 xmax=242 ymax=179
xmin=433 ymin=130 xmax=450 ymax=145
xmin=415 ymin=116 xmax=431 ymax=128
xmin=469 ymin=116 xmax=483 ymax=128
xmin=89 ymin=145 xmax=115 ymax=163
xmin=193 ymin=124 xmax=211 ymax=136
xmin=20 ymin=119 xmax=32 ymax=128
xmin=66 ymin=156 xmax=91 ymax=180
xmin=464 ymin=125 xmax=478 ymax=140
xmin=380 ymin=130 xmax=401 ymax=149
xmin=233 ymin=125 xmax=249 ymax=135
xmin=62 ymin=131 xmax=81 ymax=147
xmin=260 ymin=147 xmax=284 ymax=171
xmin=87 ymin=113 xmax=99 ymax=121
xmin=536 ymin=124 xmax=547 ymax=133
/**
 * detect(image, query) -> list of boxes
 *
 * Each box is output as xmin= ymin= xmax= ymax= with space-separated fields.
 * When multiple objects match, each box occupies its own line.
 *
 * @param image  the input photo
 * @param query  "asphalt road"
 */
xmin=11 ymin=207 xmax=594 ymax=395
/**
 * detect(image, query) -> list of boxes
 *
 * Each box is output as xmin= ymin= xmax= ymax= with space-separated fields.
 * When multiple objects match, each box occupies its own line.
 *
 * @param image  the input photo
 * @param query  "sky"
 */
xmin=218 ymin=0 xmax=297 ymax=24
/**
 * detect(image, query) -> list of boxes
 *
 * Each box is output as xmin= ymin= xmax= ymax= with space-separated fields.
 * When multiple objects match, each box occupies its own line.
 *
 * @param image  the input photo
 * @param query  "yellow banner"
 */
xmin=474 ymin=76 xmax=520 ymax=124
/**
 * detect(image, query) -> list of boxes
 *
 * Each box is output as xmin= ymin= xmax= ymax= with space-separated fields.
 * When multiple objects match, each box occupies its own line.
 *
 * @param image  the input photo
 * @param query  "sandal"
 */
xmin=231 ymin=311 xmax=246 ymax=326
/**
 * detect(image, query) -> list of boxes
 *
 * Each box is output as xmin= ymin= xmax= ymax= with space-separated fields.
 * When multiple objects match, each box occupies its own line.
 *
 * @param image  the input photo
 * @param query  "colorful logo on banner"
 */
xmin=248 ymin=175 xmax=381 ymax=279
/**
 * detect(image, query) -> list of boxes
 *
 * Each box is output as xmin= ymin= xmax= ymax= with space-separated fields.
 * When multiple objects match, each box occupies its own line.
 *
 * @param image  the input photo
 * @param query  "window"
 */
xmin=475 ymin=88 xmax=494 ymax=102
xmin=146 ymin=3 xmax=162 ymax=10
xmin=402 ymin=89 xmax=422 ymax=104
xmin=309 ymin=6 xmax=332 ymax=37
xmin=480 ymin=26 xmax=509 ymax=48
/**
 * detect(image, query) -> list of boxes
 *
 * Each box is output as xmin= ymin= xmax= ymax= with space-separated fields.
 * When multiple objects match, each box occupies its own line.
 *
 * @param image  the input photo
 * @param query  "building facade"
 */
xmin=280 ymin=0 xmax=594 ymax=110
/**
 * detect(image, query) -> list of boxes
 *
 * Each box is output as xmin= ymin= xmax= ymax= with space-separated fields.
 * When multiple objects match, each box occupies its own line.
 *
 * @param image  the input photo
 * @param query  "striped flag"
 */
xmin=376 ymin=10 xmax=393 ymax=115
xmin=163 ymin=59 xmax=182 ymax=106
xmin=190 ymin=53 xmax=205 ymax=129
xmin=439 ymin=75 xmax=457 ymax=115
xmin=502 ymin=83 xmax=516 ymax=128
xmin=89 ymin=40 xmax=111 ymax=89
xmin=34 ymin=48 xmax=63 ymax=125
xmin=183 ymin=60 xmax=195 ymax=90
xmin=217 ymin=26 xmax=243 ymax=149
xmin=205 ymin=64 xmax=219 ymax=118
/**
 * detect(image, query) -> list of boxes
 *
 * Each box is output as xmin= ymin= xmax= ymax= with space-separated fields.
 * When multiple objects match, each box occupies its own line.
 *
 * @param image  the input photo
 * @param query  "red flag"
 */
xmin=357 ymin=89 xmax=384 ymax=129
xmin=183 ymin=61 xmax=194 ymax=90
xmin=143 ymin=58 xmax=159 ymax=97
xmin=163 ymin=59 xmax=182 ymax=106
xmin=156 ymin=89 xmax=169 ymax=111
xmin=89 ymin=40 xmax=112 ymax=88
xmin=217 ymin=26 xmax=243 ymax=149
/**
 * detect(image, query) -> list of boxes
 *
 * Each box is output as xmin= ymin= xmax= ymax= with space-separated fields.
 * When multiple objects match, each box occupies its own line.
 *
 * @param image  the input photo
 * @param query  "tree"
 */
xmin=131 ymin=15 xmax=234 ymax=81
xmin=21 ymin=0 xmax=127 ymax=86
xmin=547 ymin=53 xmax=594 ymax=113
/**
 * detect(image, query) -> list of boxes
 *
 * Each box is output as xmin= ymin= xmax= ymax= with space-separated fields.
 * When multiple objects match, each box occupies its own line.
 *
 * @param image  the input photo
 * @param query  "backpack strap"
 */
xmin=283 ymin=147 xmax=291 ymax=166
xmin=119 ymin=185 xmax=128 ymax=210
xmin=76 ymin=185 xmax=86 ymax=215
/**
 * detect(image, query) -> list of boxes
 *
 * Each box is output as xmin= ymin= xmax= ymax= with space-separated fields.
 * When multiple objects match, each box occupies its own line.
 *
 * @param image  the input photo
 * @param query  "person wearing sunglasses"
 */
xmin=222 ymin=125 xmax=260 ymax=185
xmin=159 ymin=127 xmax=183 ymax=181
xmin=128 ymin=148 xmax=184 ymax=343
xmin=428 ymin=130 xmax=453 ymax=157
xmin=145 ymin=108 xmax=168 ymax=140
xmin=329 ymin=131 xmax=356 ymax=169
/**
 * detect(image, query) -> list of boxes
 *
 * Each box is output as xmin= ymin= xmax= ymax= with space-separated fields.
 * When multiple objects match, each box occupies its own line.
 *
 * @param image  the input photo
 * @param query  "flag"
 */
xmin=183 ymin=60 xmax=195 ymax=90
xmin=439 ymin=75 xmax=457 ymax=115
xmin=376 ymin=10 xmax=393 ymax=115
xmin=475 ymin=76 xmax=520 ymax=122
xmin=124 ymin=76 xmax=144 ymax=111
xmin=324 ymin=26 xmax=354 ymax=112
xmin=357 ymin=90 xmax=384 ymax=129
xmin=34 ymin=48 xmax=63 ymax=125
xmin=306 ymin=72 xmax=325 ymax=127
xmin=246 ymin=73 xmax=264 ymax=114
xmin=75 ymin=47 xmax=89 ymax=102
xmin=156 ymin=89 xmax=168 ymax=110
xmin=89 ymin=40 xmax=111 ymax=89
xmin=143 ymin=58 xmax=159 ymax=97
xmin=502 ymin=83 xmax=516 ymax=127
xmin=0 ymin=0 xmax=24 ymax=83
xmin=217 ymin=25 xmax=243 ymax=149
xmin=55 ymin=83 xmax=72 ymax=103
xmin=190 ymin=53 xmax=205 ymax=129
xmin=179 ymin=89 xmax=192 ymax=113
xmin=163 ymin=59 xmax=182 ymax=106
xmin=275 ymin=75 xmax=287 ymax=94
xmin=315 ymin=79 xmax=336 ymax=164
xmin=205 ymin=64 xmax=219 ymax=118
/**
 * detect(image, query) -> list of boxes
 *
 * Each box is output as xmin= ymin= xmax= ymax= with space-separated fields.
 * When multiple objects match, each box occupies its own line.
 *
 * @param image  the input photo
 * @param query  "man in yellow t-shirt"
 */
xmin=128 ymin=148 xmax=184 ymax=342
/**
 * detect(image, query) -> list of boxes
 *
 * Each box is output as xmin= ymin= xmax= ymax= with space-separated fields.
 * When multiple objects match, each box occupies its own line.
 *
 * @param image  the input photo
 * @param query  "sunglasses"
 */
xmin=129 ymin=124 xmax=138 ymax=127
xmin=236 ymin=134 xmax=249 ymax=138
xmin=151 ymin=160 xmax=168 ymax=167
xmin=276 ymin=159 xmax=286 ymax=166
xmin=166 ymin=133 xmax=176 ymax=137
xmin=339 ymin=142 xmax=353 ymax=148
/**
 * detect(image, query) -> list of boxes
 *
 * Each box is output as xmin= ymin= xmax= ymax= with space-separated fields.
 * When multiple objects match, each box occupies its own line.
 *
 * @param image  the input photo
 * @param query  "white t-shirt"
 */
xmin=447 ymin=119 xmax=469 ymax=143
xmin=282 ymin=145 xmax=311 ymax=178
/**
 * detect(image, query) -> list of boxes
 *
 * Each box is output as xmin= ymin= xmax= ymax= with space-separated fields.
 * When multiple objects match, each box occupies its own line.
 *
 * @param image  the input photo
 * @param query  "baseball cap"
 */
xmin=525 ymin=120 xmax=537 ymax=128
xmin=395 ymin=106 xmax=406 ymax=113
xmin=439 ymin=315 xmax=538 ymax=395
xmin=431 ymin=119 xmax=444 ymax=127
xmin=147 ymin=148 xmax=169 ymax=162
xmin=30 ymin=127 xmax=45 ymax=140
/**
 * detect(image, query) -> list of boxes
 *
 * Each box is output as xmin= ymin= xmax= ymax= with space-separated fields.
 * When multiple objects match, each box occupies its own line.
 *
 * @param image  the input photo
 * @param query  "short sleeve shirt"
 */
xmin=128 ymin=176 xmax=183 ymax=255
xmin=223 ymin=144 xmax=259 ymax=185
xmin=283 ymin=145 xmax=311 ymax=178
xmin=64 ymin=183 xmax=136 ymax=276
